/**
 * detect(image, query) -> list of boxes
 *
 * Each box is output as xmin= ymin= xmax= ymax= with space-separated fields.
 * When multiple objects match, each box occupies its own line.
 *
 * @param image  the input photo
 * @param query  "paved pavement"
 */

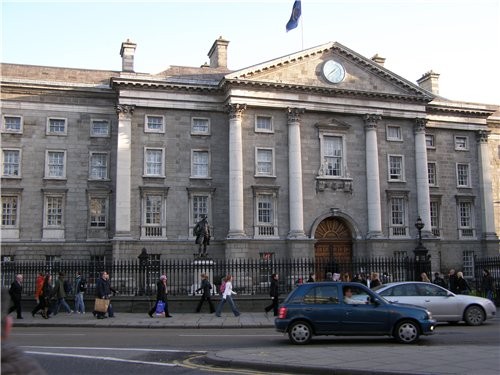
xmin=13 ymin=311 xmax=500 ymax=375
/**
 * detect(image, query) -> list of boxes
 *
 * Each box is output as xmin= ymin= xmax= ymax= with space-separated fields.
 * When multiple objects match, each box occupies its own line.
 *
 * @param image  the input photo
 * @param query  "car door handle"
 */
xmin=424 ymin=299 xmax=431 ymax=302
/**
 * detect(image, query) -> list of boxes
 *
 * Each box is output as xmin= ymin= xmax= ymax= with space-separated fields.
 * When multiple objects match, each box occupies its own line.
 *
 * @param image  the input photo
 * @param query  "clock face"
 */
xmin=322 ymin=60 xmax=345 ymax=84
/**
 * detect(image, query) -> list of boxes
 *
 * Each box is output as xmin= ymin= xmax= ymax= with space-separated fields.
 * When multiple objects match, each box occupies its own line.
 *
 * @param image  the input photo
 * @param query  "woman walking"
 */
xmin=264 ymin=273 xmax=279 ymax=316
xmin=32 ymin=274 xmax=53 ymax=319
xmin=215 ymin=274 xmax=240 ymax=317
xmin=148 ymin=275 xmax=172 ymax=318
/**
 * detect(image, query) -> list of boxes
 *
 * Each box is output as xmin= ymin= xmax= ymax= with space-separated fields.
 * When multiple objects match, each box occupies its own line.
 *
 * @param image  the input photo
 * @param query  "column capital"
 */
xmin=476 ymin=130 xmax=490 ymax=143
xmin=116 ymin=104 xmax=135 ymax=118
xmin=414 ymin=118 xmax=427 ymax=133
xmin=364 ymin=114 xmax=381 ymax=129
xmin=287 ymin=107 xmax=305 ymax=123
xmin=226 ymin=103 xmax=247 ymax=120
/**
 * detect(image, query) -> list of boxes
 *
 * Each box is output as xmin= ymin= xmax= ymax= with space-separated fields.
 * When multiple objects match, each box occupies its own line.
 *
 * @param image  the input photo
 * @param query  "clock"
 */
xmin=322 ymin=60 xmax=345 ymax=84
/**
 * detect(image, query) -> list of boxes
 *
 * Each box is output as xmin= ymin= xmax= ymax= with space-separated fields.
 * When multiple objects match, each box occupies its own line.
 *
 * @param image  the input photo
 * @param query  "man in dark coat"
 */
xmin=8 ymin=274 xmax=23 ymax=319
xmin=195 ymin=273 xmax=215 ymax=313
xmin=194 ymin=215 xmax=211 ymax=257
xmin=264 ymin=273 xmax=280 ymax=316
xmin=94 ymin=271 xmax=117 ymax=319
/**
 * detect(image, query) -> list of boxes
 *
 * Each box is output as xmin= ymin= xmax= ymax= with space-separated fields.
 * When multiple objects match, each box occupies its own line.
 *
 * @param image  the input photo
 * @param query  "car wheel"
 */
xmin=394 ymin=320 xmax=419 ymax=344
xmin=288 ymin=321 xmax=312 ymax=345
xmin=464 ymin=305 xmax=485 ymax=326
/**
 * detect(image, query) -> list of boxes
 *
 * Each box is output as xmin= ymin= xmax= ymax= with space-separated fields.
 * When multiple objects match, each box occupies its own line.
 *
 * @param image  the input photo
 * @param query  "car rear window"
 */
xmin=303 ymin=286 xmax=339 ymax=304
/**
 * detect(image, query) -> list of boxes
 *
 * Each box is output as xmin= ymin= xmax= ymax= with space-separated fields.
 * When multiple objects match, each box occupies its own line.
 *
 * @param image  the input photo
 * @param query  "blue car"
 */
xmin=275 ymin=282 xmax=436 ymax=345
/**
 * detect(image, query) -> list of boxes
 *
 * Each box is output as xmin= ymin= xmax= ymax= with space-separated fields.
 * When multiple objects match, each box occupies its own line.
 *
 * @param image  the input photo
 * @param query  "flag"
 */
xmin=286 ymin=0 xmax=302 ymax=32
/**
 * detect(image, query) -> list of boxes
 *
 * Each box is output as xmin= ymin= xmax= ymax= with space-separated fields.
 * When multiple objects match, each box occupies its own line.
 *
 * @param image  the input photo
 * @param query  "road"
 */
xmin=9 ymin=321 xmax=500 ymax=374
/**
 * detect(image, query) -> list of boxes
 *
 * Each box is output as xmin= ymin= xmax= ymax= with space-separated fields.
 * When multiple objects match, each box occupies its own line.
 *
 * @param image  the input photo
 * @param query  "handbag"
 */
xmin=94 ymin=298 xmax=110 ymax=313
xmin=155 ymin=300 xmax=166 ymax=315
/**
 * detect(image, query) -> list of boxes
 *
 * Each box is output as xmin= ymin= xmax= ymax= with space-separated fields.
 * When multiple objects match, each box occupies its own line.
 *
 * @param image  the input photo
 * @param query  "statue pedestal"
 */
xmin=190 ymin=259 xmax=215 ymax=295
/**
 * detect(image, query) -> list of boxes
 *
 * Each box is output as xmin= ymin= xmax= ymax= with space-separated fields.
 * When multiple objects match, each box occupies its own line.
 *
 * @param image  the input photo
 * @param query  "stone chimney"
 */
xmin=417 ymin=70 xmax=440 ymax=95
xmin=120 ymin=39 xmax=137 ymax=72
xmin=208 ymin=36 xmax=229 ymax=69
xmin=371 ymin=54 xmax=386 ymax=67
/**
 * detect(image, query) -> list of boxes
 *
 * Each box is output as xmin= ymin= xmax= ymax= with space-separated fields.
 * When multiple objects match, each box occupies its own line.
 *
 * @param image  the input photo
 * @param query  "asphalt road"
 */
xmin=10 ymin=321 xmax=499 ymax=375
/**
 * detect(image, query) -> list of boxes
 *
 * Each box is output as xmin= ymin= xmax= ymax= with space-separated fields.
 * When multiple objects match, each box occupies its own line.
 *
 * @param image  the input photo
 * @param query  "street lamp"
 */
xmin=413 ymin=217 xmax=429 ymax=280
xmin=415 ymin=216 xmax=424 ymax=248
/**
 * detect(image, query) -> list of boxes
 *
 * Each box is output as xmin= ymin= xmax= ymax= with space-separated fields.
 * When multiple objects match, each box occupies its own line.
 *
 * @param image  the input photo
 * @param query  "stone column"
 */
xmin=364 ymin=114 xmax=384 ymax=238
xmin=477 ymin=130 xmax=498 ymax=240
xmin=114 ymin=104 xmax=134 ymax=238
xmin=414 ymin=118 xmax=432 ymax=237
xmin=227 ymin=104 xmax=247 ymax=238
xmin=287 ymin=108 xmax=306 ymax=239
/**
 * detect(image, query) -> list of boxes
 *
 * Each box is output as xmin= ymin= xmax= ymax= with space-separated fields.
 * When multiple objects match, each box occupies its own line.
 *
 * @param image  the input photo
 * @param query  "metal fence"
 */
xmin=0 ymin=256 xmax=429 ymax=297
xmin=474 ymin=256 xmax=500 ymax=300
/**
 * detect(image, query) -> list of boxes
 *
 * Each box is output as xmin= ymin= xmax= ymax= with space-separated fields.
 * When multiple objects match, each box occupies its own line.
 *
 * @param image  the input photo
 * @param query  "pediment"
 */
xmin=225 ymin=42 xmax=432 ymax=101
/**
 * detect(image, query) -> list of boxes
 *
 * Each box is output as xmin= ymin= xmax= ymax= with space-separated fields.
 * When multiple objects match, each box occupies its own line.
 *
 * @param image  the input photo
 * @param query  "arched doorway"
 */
xmin=314 ymin=217 xmax=353 ymax=281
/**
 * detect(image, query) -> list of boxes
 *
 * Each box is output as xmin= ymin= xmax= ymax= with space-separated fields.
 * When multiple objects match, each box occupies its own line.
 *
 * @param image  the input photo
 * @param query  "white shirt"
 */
xmin=222 ymin=280 xmax=236 ymax=298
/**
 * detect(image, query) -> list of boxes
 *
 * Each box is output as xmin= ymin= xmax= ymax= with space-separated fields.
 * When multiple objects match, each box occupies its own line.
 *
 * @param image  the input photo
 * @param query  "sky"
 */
xmin=1 ymin=0 xmax=499 ymax=105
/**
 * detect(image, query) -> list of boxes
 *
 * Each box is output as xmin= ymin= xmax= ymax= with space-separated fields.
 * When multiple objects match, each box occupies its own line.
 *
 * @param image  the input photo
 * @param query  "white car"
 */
xmin=374 ymin=281 xmax=496 ymax=326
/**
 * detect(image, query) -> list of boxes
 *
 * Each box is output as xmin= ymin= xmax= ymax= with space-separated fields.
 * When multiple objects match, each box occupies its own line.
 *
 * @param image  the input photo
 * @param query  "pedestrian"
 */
xmin=448 ymin=269 xmax=458 ymax=293
xmin=195 ymin=273 xmax=215 ymax=313
xmin=370 ymin=272 xmax=381 ymax=289
xmin=2 ymin=288 xmax=47 ymax=374
xmin=7 ymin=274 xmax=24 ymax=319
xmin=307 ymin=272 xmax=315 ymax=283
xmin=215 ymin=274 xmax=240 ymax=317
xmin=456 ymin=271 xmax=471 ymax=295
xmin=341 ymin=272 xmax=351 ymax=282
xmin=264 ymin=273 xmax=279 ymax=316
xmin=74 ymin=271 xmax=87 ymax=314
xmin=32 ymin=274 xmax=53 ymax=319
xmin=148 ymin=275 xmax=172 ymax=318
xmin=34 ymin=272 xmax=44 ymax=304
xmin=421 ymin=272 xmax=431 ymax=283
xmin=94 ymin=271 xmax=118 ymax=319
xmin=432 ymin=272 xmax=446 ymax=288
xmin=324 ymin=272 xmax=334 ymax=281
xmin=52 ymin=272 xmax=73 ymax=315
xmin=480 ymin=269 xmax=494 ymax=302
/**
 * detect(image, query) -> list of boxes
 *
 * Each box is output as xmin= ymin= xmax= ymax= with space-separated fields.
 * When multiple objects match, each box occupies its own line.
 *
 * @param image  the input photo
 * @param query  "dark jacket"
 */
xmin=196 ymin=278 xmax=212 ymax=297
xmin=269 ymin=278 xmax=279 ymax=298
xmin=448 ymin=274 xmax=458 ymax=292
xmin=41 ymin=281 xmax=53 ymax=301
xmin=8 ymin=280 xmax=22 ymax=303
xmin=481 ymin=274 xmax=493 ymax=292
xmin=95 ymin=277 xmax=115 ymax=299
xmin=156 ymin=280 xmax=168 ymax=302
xmin=53 ymin=277 xmax=67 ymax=299
xmin=456 ymin=277 xmax=471 ymax=294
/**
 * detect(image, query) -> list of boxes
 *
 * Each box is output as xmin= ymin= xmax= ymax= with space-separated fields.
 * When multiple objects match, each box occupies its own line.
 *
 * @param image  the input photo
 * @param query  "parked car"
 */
xmin=274 ymin=282 xmax=435 ymax=345
xmin=373 ymin=281 xmax=496 ymax=326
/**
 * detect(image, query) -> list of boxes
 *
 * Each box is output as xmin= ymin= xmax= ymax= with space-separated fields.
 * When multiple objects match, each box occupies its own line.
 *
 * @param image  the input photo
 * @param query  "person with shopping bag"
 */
xmin=93 ymin=271 xmax=117 ymax=319
xmin=148 ymin=275 xmax=172 ymax=318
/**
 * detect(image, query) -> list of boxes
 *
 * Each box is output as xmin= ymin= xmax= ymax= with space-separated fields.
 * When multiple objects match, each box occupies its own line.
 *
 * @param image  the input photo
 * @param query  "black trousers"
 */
xmin=264 ymin=296 xmax=279 ymax=316
xmin=195 ymin=295 xmax=215 ymax=313
xmin=8 ymin=298 xmax=22 ymax=318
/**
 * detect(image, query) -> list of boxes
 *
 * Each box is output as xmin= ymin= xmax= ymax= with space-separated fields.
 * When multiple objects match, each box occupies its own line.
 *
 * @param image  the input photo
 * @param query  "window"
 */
xmin=141 ymin=192 xmax=166 ymax=238
xmin=46 ymin=117 xmax=67 ymax=135
xmin=388 ymin=155 xmax=405 ymax=181
xmin=320 ymin=135 xmax=344 ymax=177
xmin=253 ymin=188 xmax=279 ymax=238
xmin=144 ymin=148 xmax=164 ymax=177
xmin=386 ymin=125 xmax=402 ymax=141
xmin=389 ymin=196 xmax=408 ymax=237
xmin=303 ymin=286 xmax=339 ymax=304
xmin=2 ymin=196 xmax=18 ymax=227
xmin=458 ymin=200 xmax=475 ymax=239
xmin=430 ymin=200 xmax=441 ymax=237
xmin=255 ymin=115 xmax=273 ymax=133
xmin=91 ymin=120 xmax=110 ymax=137
xmin=145 ymin=115 xmax=164 ymax=133
xmin=89 ymin=197 xmax=107 ymax=228
xmin=45 ymin=195 xmax=63 ymax=226
xmin=462 ymin=250 xmax=475 ymax=278
xmin=454 ymin=136 xmax=469 ymax=151
xmin=191 ymin=117 xmax=210 ymax=135
xmin=45 ymin=150 xmax=66 ymax=179
xmin=255 ymin=148 xmax=274 ymax=177
xmin=89 ymin=152 xmax=109 ymax=180
xmin=2 ymin=149 xmax=21 ymax=177
xmin=456 ymin=163 xmax=470 ymax=187
xmin=2 ymin=115 xmax=22 ymax=133
xmin=427 ymin=162 xmax=437 ymax=186
xmin=425 ymin=134 xmax=435 ymax=148
xmin=191 ymin=150 xmax=209 ymax=178
xmin=187 ymin=189 xmax=213 ymax=238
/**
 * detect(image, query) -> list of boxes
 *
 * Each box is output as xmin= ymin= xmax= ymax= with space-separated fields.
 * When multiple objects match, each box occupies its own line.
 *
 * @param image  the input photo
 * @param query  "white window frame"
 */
xmin=388 ymin=154 xmax=405 ymax=182
xmin=1 ymin=148 xmax=21 ymax=178
xmin=187 ymin=189 xmax=214 ymax=239
xmin=2 ymin=115 xmax=23 ymax=134
xmin=457 ymin=199 xmax=475 ymax=239
xmin=90 ymin=119 xmax=110 ymax=137
xmin=427 ymin=162 xmax=437 ymax=186
xmin=144 ymin=147 xmax=165 ymax=177
xmin=255 ymin=147 xmax=275 ymax=177
xmin=89 ymin=152 xmax=109 ymax=180
xmin=387 ymin=192 xmax=409 ymax=238
xmin=89 ymin=196 xmax=108 ymax=229
xmin=454 ymin=135 xmax=469 ymax=151
xmin=462 ymin=250 xmax=475 ymax=278
xmin=191 ymin=117 xmax=210 ymax=135
xmin=386 ymin=125 xmax=403 ymax=141
xmin=253 ymin=189 xmax=279 ymax=239
xmin=430 ymin=199 xmax=441 ymax=237
xmin=45 ymin=150 xmax=67 ymax=179
xmin=425 ymin=134 xmax=435 ymax=149
xmin=319 ymin=133 xmax=346 ymax=178
xmin=42 ymin=192 xmax=65 ymax=240
xmin=46 ymin=117 xmax=67 ymax=136
xmin=255 ymin=115 xmax=273 ymax=133
xmin=191 ymin=150 xmax=210 ymax=179
xmin=144 ymin=115 xmax=165 ymax=133
xmin=456 ymin=163 xmax=470 ymax=188
xmin=140 ymin=190 xmax=167 ymax=239
xmin=1 ymin=195 xmax=19 ymax=228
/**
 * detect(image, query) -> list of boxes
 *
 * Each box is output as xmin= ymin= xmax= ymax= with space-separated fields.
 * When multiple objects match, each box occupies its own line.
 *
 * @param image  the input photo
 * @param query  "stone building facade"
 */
xmin=1 ymin=37 xmax=498 ymax=272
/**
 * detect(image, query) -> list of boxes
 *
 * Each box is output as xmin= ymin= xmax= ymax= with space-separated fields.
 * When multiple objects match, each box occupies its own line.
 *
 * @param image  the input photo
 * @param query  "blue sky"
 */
xmin=2 ymin=0 xmax=499 ymax=104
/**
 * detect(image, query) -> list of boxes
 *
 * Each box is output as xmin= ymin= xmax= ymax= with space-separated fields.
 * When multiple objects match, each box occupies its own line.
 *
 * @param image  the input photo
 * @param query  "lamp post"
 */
xmin=413 ymin=217 xmax=429 ymax=280
xmin=138 ymin=247 xmax=149 ymax=295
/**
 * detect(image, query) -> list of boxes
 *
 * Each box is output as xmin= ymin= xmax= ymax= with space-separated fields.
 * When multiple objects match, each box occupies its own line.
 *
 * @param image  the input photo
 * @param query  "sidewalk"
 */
xmin=14 ymin=312 xmax=500 ymax=375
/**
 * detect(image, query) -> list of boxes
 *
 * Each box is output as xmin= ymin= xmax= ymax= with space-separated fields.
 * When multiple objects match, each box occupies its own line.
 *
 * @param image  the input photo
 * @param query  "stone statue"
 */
xmin=193 ymin=215 xmax=211 ymax=257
